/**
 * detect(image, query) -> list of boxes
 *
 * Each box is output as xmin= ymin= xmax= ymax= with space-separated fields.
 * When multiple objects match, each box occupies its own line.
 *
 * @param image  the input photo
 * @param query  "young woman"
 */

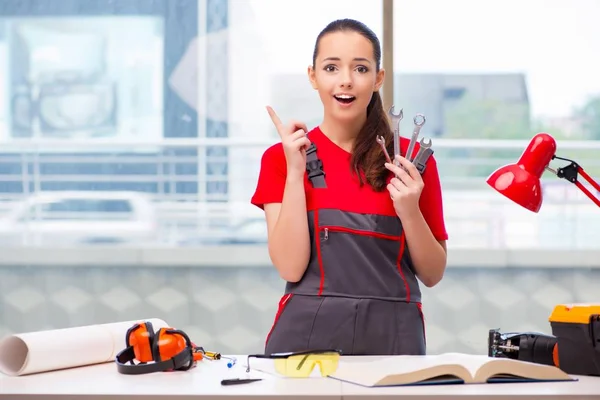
xmin=250 ymin=18 xmax=448 ymax=356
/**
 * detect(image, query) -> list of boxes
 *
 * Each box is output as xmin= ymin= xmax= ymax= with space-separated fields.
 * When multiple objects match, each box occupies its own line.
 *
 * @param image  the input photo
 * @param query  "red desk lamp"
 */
xmin=485 ymin=133 xmax=600 ymax=378
xmin=486 ymin=132 xmax=600 ymax=212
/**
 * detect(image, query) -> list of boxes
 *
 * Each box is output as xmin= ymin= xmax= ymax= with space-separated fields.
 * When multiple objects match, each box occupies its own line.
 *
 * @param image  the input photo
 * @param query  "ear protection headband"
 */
xmin=115 ymin=321 xmax=201 ymax=375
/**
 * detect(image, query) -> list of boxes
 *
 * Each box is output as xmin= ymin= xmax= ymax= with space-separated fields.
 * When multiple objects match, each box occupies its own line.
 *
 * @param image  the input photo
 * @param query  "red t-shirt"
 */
xmin=250 ymin=127 xmax=448 ymax=241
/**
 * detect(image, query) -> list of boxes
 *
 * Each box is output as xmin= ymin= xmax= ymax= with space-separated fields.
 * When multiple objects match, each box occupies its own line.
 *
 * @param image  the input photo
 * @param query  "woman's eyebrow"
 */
xmin=321 ymin=57 xmax=371 ymax=64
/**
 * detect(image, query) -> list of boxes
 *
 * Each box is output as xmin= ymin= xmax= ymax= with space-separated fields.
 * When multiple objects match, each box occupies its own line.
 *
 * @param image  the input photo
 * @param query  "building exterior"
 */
xmin=0 ymin=0 xmax=530 ymax=208
xmin=0 ymin=0 xmax=231 ymax=203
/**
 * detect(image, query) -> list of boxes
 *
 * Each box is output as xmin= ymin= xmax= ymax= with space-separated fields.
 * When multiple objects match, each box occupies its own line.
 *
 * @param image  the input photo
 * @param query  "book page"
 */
xmin=431 ymin=353 xmax=500 ymax=379
xmin=328 ymin=353 xmax=574 ymax=387
xmin=329 ymin=354 xmax=474 ymax=386
xmin=474 ymin=357 xmax=574 ymax=383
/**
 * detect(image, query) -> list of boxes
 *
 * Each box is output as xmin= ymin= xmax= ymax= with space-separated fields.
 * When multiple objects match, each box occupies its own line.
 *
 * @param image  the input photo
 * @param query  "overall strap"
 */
xmin=305 ymin=143 xmax=327 ymax=188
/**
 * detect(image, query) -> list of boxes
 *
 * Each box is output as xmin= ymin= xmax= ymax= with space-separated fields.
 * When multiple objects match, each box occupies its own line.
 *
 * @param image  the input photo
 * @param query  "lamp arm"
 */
xmin=545 ymin=155 xmax=600 ymax=207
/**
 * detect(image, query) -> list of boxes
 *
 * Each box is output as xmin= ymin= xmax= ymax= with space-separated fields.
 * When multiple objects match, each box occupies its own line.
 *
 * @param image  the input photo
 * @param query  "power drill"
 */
xmin=488 ymin=329 xmax=559 ymax=367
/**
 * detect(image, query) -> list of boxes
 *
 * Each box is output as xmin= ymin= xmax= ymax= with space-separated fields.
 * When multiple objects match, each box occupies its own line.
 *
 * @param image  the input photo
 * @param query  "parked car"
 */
xmin=0 ymin=191 xmax=158 ymax=246
xmin=179 ymin=217 xmax=268 ymax=245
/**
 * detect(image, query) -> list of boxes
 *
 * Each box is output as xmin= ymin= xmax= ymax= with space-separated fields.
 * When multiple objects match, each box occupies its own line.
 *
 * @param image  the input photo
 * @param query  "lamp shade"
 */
xmin=486 ymin=133 xmax=557 ymax=213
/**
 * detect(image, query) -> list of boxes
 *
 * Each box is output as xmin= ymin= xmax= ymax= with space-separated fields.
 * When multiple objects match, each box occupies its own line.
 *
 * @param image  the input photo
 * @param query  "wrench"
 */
xmin=387 ymin=106 xmax=403 ymax=164
xmin=377 ymin=134 xmax=409 ymax=176
xmin=412 ymin=137 xmax=433 ymax=174
xmin=406 ymin=114 xmax=426 ymax=162
xmin=412 ymin=137 xmax=432 ymax=164
xmin=414 ymin=148 xmax=433 ymax=174
xmin=375 ymin=135 xmax=392 ymax=164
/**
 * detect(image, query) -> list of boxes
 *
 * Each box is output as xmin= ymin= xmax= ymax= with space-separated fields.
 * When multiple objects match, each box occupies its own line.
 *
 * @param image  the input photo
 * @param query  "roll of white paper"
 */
xmin=0 ymin=318 xmax=169 ymax=376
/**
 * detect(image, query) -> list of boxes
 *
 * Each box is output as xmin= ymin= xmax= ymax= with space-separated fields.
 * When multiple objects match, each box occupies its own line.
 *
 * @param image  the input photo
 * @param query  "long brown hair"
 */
xmin=312 ymin=19 xmax=393 ymax=191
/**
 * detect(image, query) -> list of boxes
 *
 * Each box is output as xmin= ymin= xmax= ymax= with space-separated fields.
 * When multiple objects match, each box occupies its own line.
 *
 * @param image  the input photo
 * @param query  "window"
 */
xmin=393 ymin=0 xmax=600 ymax=356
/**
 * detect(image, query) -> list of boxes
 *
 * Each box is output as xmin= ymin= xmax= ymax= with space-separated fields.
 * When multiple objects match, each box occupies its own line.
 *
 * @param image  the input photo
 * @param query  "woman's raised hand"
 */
xmin=266 ymin=106 xmax=311 ymax=179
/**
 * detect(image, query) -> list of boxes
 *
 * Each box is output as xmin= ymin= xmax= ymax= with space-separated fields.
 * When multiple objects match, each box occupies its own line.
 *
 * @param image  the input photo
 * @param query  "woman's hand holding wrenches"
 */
xmin=379 ymin=106 xmax=433 ymax=175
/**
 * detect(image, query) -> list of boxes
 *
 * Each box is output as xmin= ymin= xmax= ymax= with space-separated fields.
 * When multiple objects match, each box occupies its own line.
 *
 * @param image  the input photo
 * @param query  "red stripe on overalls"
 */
xmin=396 ymin=232 xmax=425 ymax=344
xmin=395 ymin=231 xmax=410 ymax=302
xmin=265 ymin=293 xmax=293 ymax=347
xmin=318 ymin=225 xmax=400 ymax=241
xmin=314 ymin=210 xmax=325 ymax=295
xmin=417 ymin=302 xmax=426 ymax=345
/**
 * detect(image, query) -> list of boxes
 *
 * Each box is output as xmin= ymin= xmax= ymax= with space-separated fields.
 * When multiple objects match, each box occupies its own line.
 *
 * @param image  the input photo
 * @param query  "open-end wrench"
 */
xmin=376 ymin=135 xmax=392 ymax=164
xmin=406 ymin=114 xmax=426 ymax=162
xmin=412 ymin=137 xmax=432 ymax=164
xmin=377 ymin=134 xmax=410 ymax=177
xmin=387 ymin=106 xmax=403 ymax=165
xmin=412 ymin=137 xmax=434 ymax=174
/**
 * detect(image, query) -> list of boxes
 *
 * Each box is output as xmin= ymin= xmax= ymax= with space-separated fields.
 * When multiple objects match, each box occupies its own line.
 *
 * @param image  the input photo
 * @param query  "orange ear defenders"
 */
xmin=115 ymin=321 xmax=202 ymax=375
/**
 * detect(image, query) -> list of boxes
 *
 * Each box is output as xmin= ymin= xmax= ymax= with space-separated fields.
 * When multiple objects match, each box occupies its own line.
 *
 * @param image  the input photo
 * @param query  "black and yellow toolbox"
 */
xmin=549 ymin=303 xmax=600 ymax=376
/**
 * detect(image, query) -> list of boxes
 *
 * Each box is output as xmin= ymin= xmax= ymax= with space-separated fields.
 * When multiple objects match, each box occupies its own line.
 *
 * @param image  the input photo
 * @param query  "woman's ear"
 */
xmin=307 ymin=65 xmax=318 ymax=90
xmin=375 ymin=68 xmax=385 ymax=92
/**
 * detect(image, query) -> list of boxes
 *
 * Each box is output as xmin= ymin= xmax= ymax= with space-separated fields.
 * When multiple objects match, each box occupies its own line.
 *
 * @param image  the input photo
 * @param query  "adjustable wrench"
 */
xmin=387 ymin=106 xmax=403 ymax=165
xmin=412 ymin=137 xmax=433 ymax=174
xmin=376 ymin=135 xmax=392 ymax=164
xmin=406 ymin=114 xmax=426 ymax=162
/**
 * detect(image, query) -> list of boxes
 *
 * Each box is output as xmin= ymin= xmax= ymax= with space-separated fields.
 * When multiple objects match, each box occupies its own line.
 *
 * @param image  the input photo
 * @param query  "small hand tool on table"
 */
xmin=221 ymin=378 xmax=263 ymax=385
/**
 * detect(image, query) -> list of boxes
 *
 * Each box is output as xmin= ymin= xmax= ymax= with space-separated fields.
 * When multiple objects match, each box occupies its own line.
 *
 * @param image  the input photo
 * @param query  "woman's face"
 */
xmin=309 ymin=30 xmax=385 ymax=123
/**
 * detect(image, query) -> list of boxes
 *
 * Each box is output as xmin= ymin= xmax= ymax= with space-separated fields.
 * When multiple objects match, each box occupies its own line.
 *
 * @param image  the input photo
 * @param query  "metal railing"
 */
xmin=0 ymin=137 xmax=598 ymax=252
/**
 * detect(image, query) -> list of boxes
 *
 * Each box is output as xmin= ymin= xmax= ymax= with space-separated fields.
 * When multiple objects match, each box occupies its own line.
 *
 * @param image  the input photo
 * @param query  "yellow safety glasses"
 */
xmin=245 ymin=349 xmax=342 ymax=378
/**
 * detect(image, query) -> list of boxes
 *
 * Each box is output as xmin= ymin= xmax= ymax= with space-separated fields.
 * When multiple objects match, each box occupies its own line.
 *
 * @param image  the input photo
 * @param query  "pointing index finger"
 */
xmin=266 ymin=106 xmax=284 ymax=133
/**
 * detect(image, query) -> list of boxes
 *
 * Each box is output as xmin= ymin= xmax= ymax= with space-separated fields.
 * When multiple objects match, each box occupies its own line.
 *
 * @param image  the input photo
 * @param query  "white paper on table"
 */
xmin=0 ymin=318 xmax=168 ymax=376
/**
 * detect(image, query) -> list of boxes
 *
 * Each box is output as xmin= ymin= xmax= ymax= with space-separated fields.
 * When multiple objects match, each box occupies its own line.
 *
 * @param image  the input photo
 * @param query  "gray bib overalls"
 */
xmin=264 ymin=143 xmax=426 ymax=356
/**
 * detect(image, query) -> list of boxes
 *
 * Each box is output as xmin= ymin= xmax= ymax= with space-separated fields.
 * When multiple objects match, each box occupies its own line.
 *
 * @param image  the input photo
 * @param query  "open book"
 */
xmin=328 ymin=353 xmax=576 ymax=387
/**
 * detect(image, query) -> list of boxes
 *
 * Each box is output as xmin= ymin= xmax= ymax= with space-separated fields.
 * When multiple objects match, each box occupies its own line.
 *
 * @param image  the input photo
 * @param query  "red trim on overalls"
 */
xmin=395 ymin=231 xmax=410 ymax=302
xmin=417 ymin=302 xmax=426 ymax=345
xmin=316 ymin=225 xmax=410 ymax=301
xmin=314 ymin=210 xmax=325 ymax=295
xmin=265 ymin=293 xmax=293 ymax=347
xmin=318 ymin=225 xmax=401 ymax=241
